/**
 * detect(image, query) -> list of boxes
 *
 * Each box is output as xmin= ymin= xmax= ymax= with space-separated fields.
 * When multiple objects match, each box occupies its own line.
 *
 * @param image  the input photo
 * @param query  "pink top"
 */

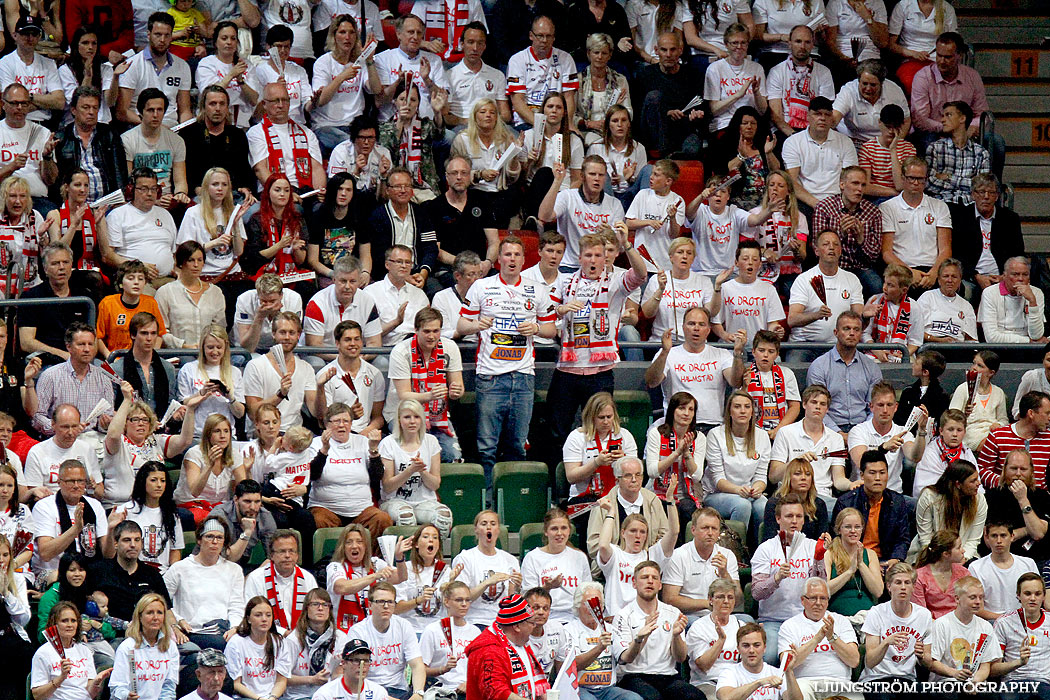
xmin=910 ymin=63 xmax=988 ymax=132
xmin=912 ymin=563 xmax=971 ymax=618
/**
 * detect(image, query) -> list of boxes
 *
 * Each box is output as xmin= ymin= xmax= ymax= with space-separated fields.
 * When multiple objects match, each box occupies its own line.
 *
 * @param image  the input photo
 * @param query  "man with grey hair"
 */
xmin=19 ymin=242 xmax=98 ymax=366
xmin=776 ymin=577 xmax=860 ymax=699
xmin=586 ymin=456 xmax=669 ymax=564
xmin=31 ymin=457 xmax=117 ymax=573
xmin=916 ymin=258 xmax=978 ymax=343
xmin=431 ymin=251 xmax=483 ymax=341
xmin=978 ymin=256 xmax=1047 ymax=343
xmin=425 ymin=154 xmax=498 ymax=288
xmin=949 ymin=172 xmax=1025 ymax=292
xmin=235 ymin=273 xmax=303 ymax=354
xmin=304 ymin=256 xmax=382 ymax=356
xmin=0 ymin=83 xmax=58 ymax=208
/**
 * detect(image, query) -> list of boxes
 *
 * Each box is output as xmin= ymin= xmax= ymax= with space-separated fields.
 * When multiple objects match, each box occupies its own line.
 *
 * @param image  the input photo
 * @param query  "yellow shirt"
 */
xmin=167 ymin=7 xmax=207 ymax=47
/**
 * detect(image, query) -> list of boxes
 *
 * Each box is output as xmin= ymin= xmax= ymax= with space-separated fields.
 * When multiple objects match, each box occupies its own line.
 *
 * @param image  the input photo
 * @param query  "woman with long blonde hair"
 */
xmin=379 ymin=400 xmax=452 ymax=539
xmin=176 ymin=167 xmax=245 ymax=279
xmin=451 ymin=98 xmax=521 ymax=227
xmin=0 ymin=176 xmax=46 ymax=291
xmin=0 ymin=532 xmax=30 ymax=697
xmin=175 ymin=413 xmax=246 ymax=524
xmin=312 ymin=14 xmax=383 ymax=155
xmin=762 ymin=458 xmax=829 ymax=541
xmin=521 ymin=508 xmax=593 ymax=622
xmin=824 ymin=507 xmax=883 ymax=615
xmin=176 ymin=324 xmax=245 ymax=438
xmin=704 ymin=391 xmax=770 ymax=535
xmin=110 ymin=593 xmax=177 ymax=700
xmin=752 ymin=169 xmax=807 ymax=298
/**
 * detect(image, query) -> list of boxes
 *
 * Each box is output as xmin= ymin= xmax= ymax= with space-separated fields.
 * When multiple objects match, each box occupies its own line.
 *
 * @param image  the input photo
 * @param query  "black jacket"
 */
xmin=895 ymin=378 xmax=951 ymax=428
xmin=948 ymin=202 xmax=1024 ymax=280
xmin=54 ymin=122 xmax=127 ymax=200
xmin=365 ymin=202 xmax=438 ymax=277
xmin=833 ymin=487 xmax=913 ymax=563
xmin=182 ymin=121 xmax=255 ymax=194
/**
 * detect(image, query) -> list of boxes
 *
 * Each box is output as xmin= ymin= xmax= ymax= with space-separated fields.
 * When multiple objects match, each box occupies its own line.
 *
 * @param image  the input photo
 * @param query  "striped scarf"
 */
xmin=335 ymin=560 xmax=374 ymax=632
xmin=421 ymin=0 xmax=470 ymax=60
xmin=265 ymin=562 xmax=309 ymax=629
xmin=654 ymin=430 xmax=701 ymax=507
xmin=397 ymin=116 xmax=426 ymax=187
xmin=59 ymin=202 xmax=99 ymax=271
xmin=785 ymin=61 xmax=814 ymax=130
xmin=410 ymin=336 xmax=452 ymax=436
xmin=263 ymin=116 xmax=313 ymax=187
xmin=490 ymin=622 xmax=548 ymax=700
xmin=872 ymin=294 xmax=912 ymax=344
xmin=559 ymin=272 xmax=616 ymax=364
xmin=746 ymin=363 xmax=787 ymax=429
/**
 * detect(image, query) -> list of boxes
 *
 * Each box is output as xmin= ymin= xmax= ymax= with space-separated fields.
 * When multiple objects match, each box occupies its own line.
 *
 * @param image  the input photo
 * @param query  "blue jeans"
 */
xmin=475 ymin=372 xmax=535 ymax=490
xmin=854 ymin=266 xmax=884 ymax=301
xmin=619 ymin=324 xmax=643 ymax=361
xmin=704 ymin=492 xmax=767 ymax=531
xmin=431 ymin=426 xmax=462 ymax=462
xmin=580 ymin=686 xmax=644 ymax=700
xmin=605 ymin=163 xmax=653 ymax=210
xmin=314 ymin=125 xmax=351 ymax=159
xmin=760 ymin=620 xmax=783 ymax=665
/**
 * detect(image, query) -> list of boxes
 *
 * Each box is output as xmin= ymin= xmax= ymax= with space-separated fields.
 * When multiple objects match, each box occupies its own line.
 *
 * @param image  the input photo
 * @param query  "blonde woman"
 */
xmin=176 ymin=167 xmax=245 ymax=279
xmin=761 ymin=458 xmax=830 ymax=541
xmin=640 ymin=238 xmax=724 ymax=342
xmin=823 ymin=507 xmax=883 ymax=615
xmin=703 ymin=391 xmax=771 ymax=533
xmin=311 ymin=14 xmax=383 ymax=155
xmin=175 ymin=414 xmax=247 ymax=524
xmin=577 ymin=34 xmax=633 ymax=146
xmin=450 ymin=98 xmax=521 ymax=228
xmin=888 ymin=0 xmax=958 ymax=91
xmin=110 ymin=594 xmax=178 ymax=700
xmin=326 ymin=523 xmax=406 ymax=632
xmin=0 ymin=176 xmax=47 ymax=291
xmin=565 ymin=391 xmax=638 ymax=501
xmin=379 ymin=399 xmax=453 ymax=538
xmin=521 ymin=508 xmax=593 ymax=623
xmin=176 ymin=325 xmax=246 ymax=438
xmin=750 ymin=170 xmax=808 ymax=298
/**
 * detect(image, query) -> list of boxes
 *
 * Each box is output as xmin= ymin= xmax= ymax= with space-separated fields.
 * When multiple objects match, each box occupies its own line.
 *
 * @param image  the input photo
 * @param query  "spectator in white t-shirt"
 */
xmin=103 ymin=168 xmax=179 ymax=286
xmin=0 ymin=84 xmax=58 ymax=204
xmin=419 ymin=580 xmax=479 ymax=692
xmin=766 ymin=26 xmax=834 ymax=139
xmin=563 ymin=581 xmax=641 ymax=700
xmin=879 ymin=157 xmax=952 ymax=292
xmin=786 ymin=229 xmax=864 ymax=348
xmin=342 ymin=582 xmax=426 ymax=699
xmin=777 ymin=577 xmax=860 ymax=696
xmin=714 ymin=622 xmax=803 ymax=700
xmin=860 ymin=562 xmax=932 ymax=684
xmin=0 ymin=17 xmax=65 ymax=124
xmin=916 ymin=258 xmax=978 ymax=343
xmin=684 ymin=578 xmax=746 ymax=698
xmin=927 ymin=576 xmax=1001 ymax=682
xmin=968 ymin=520 xmax=1039 ymax=618
xmin=116 ymin=12 xmax=193 ymax=127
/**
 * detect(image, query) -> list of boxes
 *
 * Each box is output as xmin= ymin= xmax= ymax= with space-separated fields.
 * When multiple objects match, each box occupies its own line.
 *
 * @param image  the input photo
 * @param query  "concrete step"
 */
xmin=992 ymin=116 xmax=1050 ymax=148
xmin=975 ymin=49 xmax=1050 ymax=79
xmin=959 ymin=16 xmax=1050 ymax=45
xmin=955 ymin=0 xmax=1046 ymax=9
xmin=1022 ymin=221 xmax=1050 ymax=252
xmin=1010 ymin=185 xmax=1050 ymax=217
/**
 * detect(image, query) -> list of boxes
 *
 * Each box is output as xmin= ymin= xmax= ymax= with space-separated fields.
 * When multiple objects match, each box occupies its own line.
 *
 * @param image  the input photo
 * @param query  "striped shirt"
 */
xmin=976 ymin=424 xmax=1050 ymax=490
xmin=33 ymin=360 xmax=115 ymax=435
xmin=858 ymin=137 xmax=917 ymax=190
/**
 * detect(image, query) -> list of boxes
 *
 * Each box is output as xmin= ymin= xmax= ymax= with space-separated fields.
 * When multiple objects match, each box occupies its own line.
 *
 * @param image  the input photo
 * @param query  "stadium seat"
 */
xmin=313 ymin=527 xmax=344 ymax=563
xmin=437 ymin=463 xmax=486 ymax=528
xmin=167 ymin=468 xmax=180 ymax=488
xmin=554 ymin=462 xmax=569 ymax=504
xmin=519 ymin=522 xmax=546 ymax=557
xmin=494 ymin=461 xmax=550 ymax=532
xmin=451 ymin=523 xmax=509 ymax=556
xmin=182 ymin=531 xmax=196 ymax=559
xmin=615 ymin=390 xmax=653 ymax=448
xmin=383 ymin=525 xmax=419 ymax=540
xmin=669 ymin=160 xmax=705 ymax=216
xmin=739 ymin=582 xmax=758 ymax=618
xmin=248 ymin=541 xmax=267 ymax=566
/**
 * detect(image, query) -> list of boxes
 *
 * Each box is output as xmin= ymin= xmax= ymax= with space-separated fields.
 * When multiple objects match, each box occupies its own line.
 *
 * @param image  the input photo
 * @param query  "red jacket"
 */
xmin=464 ymin=627 xmax=544 ymax=700
xmin=65 ymin=0 xmax=134 ymax=56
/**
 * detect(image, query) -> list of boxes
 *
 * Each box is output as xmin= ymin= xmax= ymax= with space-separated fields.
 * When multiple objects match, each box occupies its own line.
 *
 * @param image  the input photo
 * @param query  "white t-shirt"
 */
xmin=393 ymin=562 xmax=454 ymax=632
xmin=643 ymin=272 xmax=714 ymax=342
xmin=378 ymin=434 xmax=441 ymax=503
xmin=832 ymin=78 xmax=909 ymax=145
xmin=781 ymin=128 xmax=858 ymax=199
xmin=520 ymin=547 xmax=593 ymax=623
xmin=752 ymin=0 xmax=827 ymax=52
xmin=702 ymin=427 xmax=772 ymax=497
xmin=627 ymin=189 xmax=687 ymax=273
xmin=551 ymin=269 xmax=641 ymax=370
xmin=116 ymin=501 xmax=185 ymax=572
xmin=451 ymin=546 xmax=522 ymax=625
xmin=750 ymin=535 xmax=817 ymax=622
xmin=461 ymin=275 xmax=554 ymax=377
xmin=916 ymin=288 xmax=977 ymax=341
xmin=714 ymin=278 xmax=786 ymax=340
xmin=716 ymin=662 xmax=785 ymax=700
xmin=663 ymin=543 xmax=740 ymax=600
xmin=174 ymin=444 xmax=241 ymax=505
xmin=247 ymin=61 xmax=311 ymax=125
xmin=384 ymin=336 xmax=464 ymax=424
xmin=625 ymin=0 xmax=685 ymax=55
xmin=432 ymin=287 xmax=475 ymax=341
xmin=505 ymin=46 xmax=579 ymax=126
xmin=310 ymin=434 xmax=374 ymax=518
xmin=373 ymin=47 xmax=449 ymax=121
xmin=888 ymin=0 xmax=958 ymax=56
xmin=993 ymin=609 xmax=1050 ymax=683
xmin=562 ymin=429 xmax=639 ymax=498
xmin=524 ymin=129 xmax=585 ymax=191
xmin=551 ymin=189 xmax=625 ymax=269
xmin=652 ymin=344 xmax=736 ymax=424
xmin=929 ymin=612 xmax=1001 ymax=681
xmin=767 ymin=59 xmax=835 ymax=131
xmin=689 ymin=203 xmax=753 ymax=276
xmin=0 ymin=119 xmax=51 ymax=196
xmin=770 ymin=422 xmax=845 ymax=498
xmin=243 ymin=565 xmax=319 ymax=632
xmin=177 ymin=361 xmax=245 ymax=438
xmin=31 ymin=641 xmax=96 ymax=700
xmin=683 ymin=0 xmax=752 ymax=53
xmin=825 ymin=0 xmax=888 ymax=61
xmin=529 ymin=622 xmax=567 ymax=676
xmin=847 ymin=419 xmax=914 ymax=492
xmin=242 ymin=354 xmax=316 ymax=432
xmin=587 ymin=141 xmax=647 ymax=195
xmin=703 ymin=58 xmax=767 ymax=132
xmin=343 ymin=616 xmax=422 ymax=689
xmin=105 ymin=204 xmax=178 ymax=277
xmin=0 ymin=52 xmax=63 ymax=123
xmin=195 ymin=56 xmax=254 ymax=129
xmin=778 ymin=611 xmax=857 ymax=679
xmin=110 ymin=637 xmax=179 ymax=699
xmin=788 ymin=266 xmax=864 ymax=342
xmin=30 ymin=494 xmax=109 ymax=572
xmin=233 ymin=288 xmax=304 ymax=352
xmin=246 ymin=120 xmax=323 ymax=190
xmin=968 ymin=555 xmax=1039 ymax=615
xmin=686 ymin=614 xmax=742 ymax=686
xmin=860 ymin=601 xmax=932 ymax=680
xmin=311 ymin=52 xmax=369 ymax=129
xmin=175 ymin=204 xmax=245 ymax=277
xmin=313 ymin=678 xmax=388 ymax=700
xmin=225 ymin=633 xmax=294 ymax=695
xmin=311 ymin=0 xmax=380 ymax=34
xmin=879 ymin=193 xmax=952 ymax=269
xmin=60 ymin=63 xmax=114 ymax=125
xmin=597 ymin=542 xmax=669 ymax=617
xmin=24 ymin=436 xmax=101 ymax=489
xmin=563 ymin=618 xmax=618 ymax=686
xmin=120 ymin=50 xmax=192 ymax=127
xmin=319 ymin=359 xmax=385 ymax=433
xmin=419 ymin=618 xmax=480 ymax=688
xmin=260 ymin=0 xmax=313 ymax=57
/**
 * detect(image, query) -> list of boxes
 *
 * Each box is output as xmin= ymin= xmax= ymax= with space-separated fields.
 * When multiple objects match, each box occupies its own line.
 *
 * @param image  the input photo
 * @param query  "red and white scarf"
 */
xmin=0 ymin=213 xmax=40 ymax=286
xmin=871 ymin=294 xmax=912 ymax=344
xmin=263 ymin=116 xmax=313 ymax=187
xmin=653 ymin=431 xmax=701 ymax=507
xmin=397 ymin=116 xmax=426 ymax=187
xmin=335 ymin=560 xmax=374 ymax=632
xmin=421 ymin=0 xmax=470 ymax=60
xmin=59 ymin=202 xmax=99 ymax=271
xmin=257 ymin=218 xmax=300 ymax=278
xmin=937 ymin=437 xmax=964 ymax=466
xmin=490 ymin=622 xmax=548 ymax=700
xmin=265 ymin=562 xmax=309 ymax=629
xmin=579 ymin=433 xmax=620 ymax=499
xmin=410 ymin=336 xmax=452 ymax=436
xmin=558 ymin=272 xmax=617 ymax=364
xmin=746 ymin=363 xmax=787 ymax=428
xmin=785 ymin=60 xmax=814 ymax=130
xmin=415 ymin=559 xmax=446 ymax=616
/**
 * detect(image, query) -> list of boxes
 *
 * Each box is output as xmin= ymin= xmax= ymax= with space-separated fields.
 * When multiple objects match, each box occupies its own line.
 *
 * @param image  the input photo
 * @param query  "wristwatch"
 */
xmin=1023 ymin=505 xmax=1034 ymax=514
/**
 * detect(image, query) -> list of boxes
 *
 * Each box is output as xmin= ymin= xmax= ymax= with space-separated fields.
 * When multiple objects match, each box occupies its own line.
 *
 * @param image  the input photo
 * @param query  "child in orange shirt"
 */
xmin=96 ymin=260 xmax=167 ymax=357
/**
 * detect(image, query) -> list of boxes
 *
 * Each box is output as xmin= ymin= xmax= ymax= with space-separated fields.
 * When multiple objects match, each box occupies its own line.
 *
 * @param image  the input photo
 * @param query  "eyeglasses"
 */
xmin=388 ymin=184 xmax=412 ymax=190
xmin=904 ymin=175 xmax=926 ymax=183
xmin=308 ymin=601 xmax=332 ymax=609
xmin=2 ymin=100 xmax=30 ymax=108
xmin=371 ymin=599 xmax=396 ymax=607
xmin=201 ymin=533 xmax=225 ymax=541
xmin=726 ymin=40 xmax=748 ymax=47
xmin=127 ymin=416 xmax=150 ymax=424
xmin=135 ymin=185 xmax=161 ymax=193
xmin=61 ymin=478 xmax=87 ymax=485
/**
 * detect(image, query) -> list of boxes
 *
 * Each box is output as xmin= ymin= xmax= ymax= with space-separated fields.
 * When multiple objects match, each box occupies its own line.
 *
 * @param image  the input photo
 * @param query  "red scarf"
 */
xmin=746 ymin=363 xmax=787 ymax=429
xmin=490 ymin=622 xmax=549 ymax=700
xmin=335 ymin=560 xmax=374 ymax=632
xmin=579 ymin=433 xmax=619 ymax=499
xmin=410 ymin=336 xmax=452 ymax=436
xmin=59 ymin=202 xmax=99 ymax=271
xmin=653 ymin=431 xmax=700 ymax=507
xmin=397 ymin=116 xmax=426 ymax=187
xmin=415 ymin=559 xmax=446 ymax=616
xmin=421 ymin=0 xmax=470 ymax=60
xmin=558 ymin=272 xmax=617 ymax=364
xmin=263 ymin=116 xmax=313 ymax=187
xmin=255 ymin=218 xmax=300 ymax=278
xmin=937 ymin=437 xmax=964 ymax=466
xmin=872 ymin=294 xmax=912 ymax=344
xmin=785 ymin=61 xmax=814 ymax=130
xmin=265 ymin=562 xmax=308 ymax=629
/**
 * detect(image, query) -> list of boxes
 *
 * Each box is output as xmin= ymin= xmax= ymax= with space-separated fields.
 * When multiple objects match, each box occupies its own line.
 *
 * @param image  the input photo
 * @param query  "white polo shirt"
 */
xmin=662 ymin=542 xmax=740 ymax=600
xmin=846 ymin=418 xmax=914 ymax=492
xmin=446 ymin=61 xmax=508 ymax=119
xmin=788 ymin=266 xmax=863 ymax=343
xmin=370 ymin=275 xmax=430 ymax=346
xmin=880 ymin=192 xmax=952 ymax=269
xmin=304 ymin=285 xmax=382 ymax=345
xmin=916 ymin=288 xmax=977 ymax=341
xmin=781 ymin=128 xmax=858 ymax=199
xmin=552 ymin=189 xmax=626 ymax=269
xmin=770 ymin=421 xmax=845 ymax=497
xmin=832 ymin=77 xmax=909 ymax=145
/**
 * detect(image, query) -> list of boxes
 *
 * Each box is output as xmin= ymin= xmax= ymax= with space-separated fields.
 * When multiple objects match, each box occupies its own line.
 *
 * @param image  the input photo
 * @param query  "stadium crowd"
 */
xmin=0 ymin=0 xmax=1040 ymax=698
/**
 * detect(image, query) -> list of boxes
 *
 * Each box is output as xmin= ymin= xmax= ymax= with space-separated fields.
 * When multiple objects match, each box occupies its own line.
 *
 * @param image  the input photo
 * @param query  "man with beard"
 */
xmin=983 ymin=449 xmax=1050 ymax=562
xmin=182 ymin=85 xmax=256 ymax=197
xmin=116 ymin=12 xmax=192 ymax=127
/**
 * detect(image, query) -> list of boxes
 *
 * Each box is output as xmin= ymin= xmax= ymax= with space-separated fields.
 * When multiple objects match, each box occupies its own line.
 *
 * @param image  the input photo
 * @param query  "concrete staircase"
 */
xmin=957 ymin=0 xmax=1050 ymax=250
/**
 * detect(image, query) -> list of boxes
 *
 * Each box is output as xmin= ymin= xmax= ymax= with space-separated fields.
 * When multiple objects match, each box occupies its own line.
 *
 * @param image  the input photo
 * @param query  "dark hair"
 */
xmin=915 ymin=529 xmax=958 ymax=568
xmin=860 ymin=449 xmax=888 ymax=472
xmin=917 ymin=350 xmax=946 ymax=378
xmin=718 ymin=106 xmax=770 ymax=185
xmin=214 ymin=20 xmax=239 ymax=38
xmin=752 ymin=329 xmax=780 ymax=350
xmin=148 ymin=11 xmax=175 ymax=32
xmin=112 ymin=519 xmax=143 ymax=540
xmin=334 ymin=320 xmax=362 ymax=342
xmin=236 ymin=596 xmax=282 ymax=669
xmin=174 ymin=240 xmax=205 ymax=268
xmin=129 ymin=311 xmax=159 ymax=337
xmin=323 ymin=172 xmax=356 ymax=210
xmin=68 ymin=26 xmax=106 ymax=91
xmin=937 ymin=31 xmax=967 ymax=54
xmin=524 ymin=586 xmax=552 ymax=603
xmin=128 ymin=461 xmax=178 ymax=548
xmin=984 ymin=519 xmax=1013 ymax=534
xmin=137 ymin=87 xmax=169 ymax=115
xmin=57 ymin=552 xmax=92 ymax=612
xmin=349 ymin=114 xmax=379 ymax=140
xmin=131 ymin=167 xmax=158 ymax=184
xmin=944 ymin=100 xmax=974 ymax=125
xmin=235 ymin=479 xmax=262 ymax=499
xmin=1020 ymin=391 xmax=1050 ymax=420
xmin=266 ymin=24 xmax=294 ymax=45
xmin=975 ymin=349 xmax=1000 ymax=375
xmin=658 ymin=391 xmax=697 ymax=438
xmin=462 ymin=20 xmax=487 ymax=37
xmin=414 ymin=307 xmax=443 ymax=329
xmin=64 ymin=321 xmax=95 ymax=346
xmin=879 ymin=104 xmax=905 ymax=129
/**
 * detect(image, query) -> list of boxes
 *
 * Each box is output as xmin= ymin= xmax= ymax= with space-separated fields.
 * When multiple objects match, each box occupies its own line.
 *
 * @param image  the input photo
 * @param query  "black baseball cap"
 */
xmin=342 ymin=639 xmax=372 ymax=659
xmin=15 ymin=16 xmax=43 ymax=35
